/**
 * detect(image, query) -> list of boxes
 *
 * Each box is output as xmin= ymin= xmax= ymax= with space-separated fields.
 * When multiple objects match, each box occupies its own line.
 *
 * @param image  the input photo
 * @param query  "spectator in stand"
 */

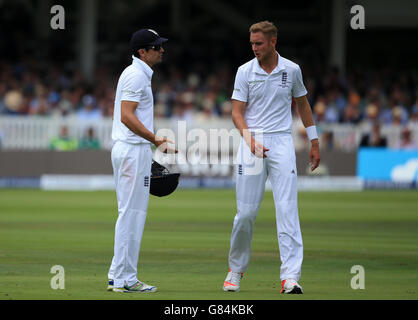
xmin=171 ymin=92 xmax=194 ymax=124
xmin=342 ymin=90 xmax=362 ymax=123
xmin=49 ymin=125 xmax=78 ymax=151
xmin=3 ymin=89 xmax=24 ymax=114
xmin=154 ymin=103 xmax=167 ymax=118
xmin=52 ymin=89 xmax=74 ymax=117
xmin=342 ymin=103 xmax=362 ymax=124
xmin=79 ymin=127 xmax=101 ymax=149
xmin=323 ymin=92 xmax=339 ymax=123
xmin=335 ymin=88 xmax=348 ymax=116
xmin=365 ymin=86 xmax=386 ymax=108
xmin=76 ymin=94 xmax=102 ymax=120
xmin=391 ymin=106 xmax=405 ymax=126
xmin=380 ymin=99 xmax=409 ymax=125
xmin=398 ymin=127 xmax=418 ymax=149
xmin=155 ymin=83 xmax=176 ymax=117
xmin=180 ymin=90 xmax=197 ymax=120
xmin=313 ymin=98 xmax=326 ymax=123
xmin=362 ymin=103 xmax=380 ymax=125
xmin=28 ymin=84 xmax=50 ymax=116
xmin=97 ymin=89 xmax=115 ymax=118
xmin=359 ymin=122 xmax=387 ymax=148
xmin=195 ymin=93 xmax=218 ymax=122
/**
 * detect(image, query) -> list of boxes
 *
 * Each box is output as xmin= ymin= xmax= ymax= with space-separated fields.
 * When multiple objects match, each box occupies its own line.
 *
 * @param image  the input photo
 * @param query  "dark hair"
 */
xmin=132 ymin=49 xmax=140 ymax=58
xmin=132 ymin=47 xmax=152 ymax=58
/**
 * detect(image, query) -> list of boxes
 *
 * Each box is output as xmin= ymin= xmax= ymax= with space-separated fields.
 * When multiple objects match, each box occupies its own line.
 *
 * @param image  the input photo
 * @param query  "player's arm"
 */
xmin=232 ymin=99 xmax=269 ymax=158
xmin=294 ymin=95 xmax=320 ymax=171
xmin=121 ymin=100 xmax=176 ymax=153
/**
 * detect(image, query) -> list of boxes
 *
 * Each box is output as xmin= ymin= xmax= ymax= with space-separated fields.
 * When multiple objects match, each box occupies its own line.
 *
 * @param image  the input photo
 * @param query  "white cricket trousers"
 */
xmin=228 ymin=133 xmax=303 ymax=281
xmin=108 ymin=141 xmax=152 ymax=288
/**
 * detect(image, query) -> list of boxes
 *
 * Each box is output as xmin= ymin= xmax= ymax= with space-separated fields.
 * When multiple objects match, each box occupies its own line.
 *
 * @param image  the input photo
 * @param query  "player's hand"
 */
xmin=155 ymin=136 xmax=178 ymax=154
xmin=309 ymin=139 xmax=320 ymax=171
xmin=248 ymin=138 xmax=269 ymax=158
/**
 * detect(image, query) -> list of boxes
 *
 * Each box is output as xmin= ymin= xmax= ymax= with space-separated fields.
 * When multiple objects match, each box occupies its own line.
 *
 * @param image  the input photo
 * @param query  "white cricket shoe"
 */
xmin=112 ymin=280 xmax=157 ymax=293
xmin=223 ymin=269 xmax=243 ymax=292
xmin=281 ymin=279 xmax=303 ymax=294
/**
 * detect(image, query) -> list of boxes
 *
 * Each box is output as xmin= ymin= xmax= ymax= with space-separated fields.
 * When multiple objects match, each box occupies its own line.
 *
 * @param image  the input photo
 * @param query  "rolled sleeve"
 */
xmin=292 ymin=66 xmax=307 ymax=98
xmin=231 ymin=67 xmax=248 ymax=102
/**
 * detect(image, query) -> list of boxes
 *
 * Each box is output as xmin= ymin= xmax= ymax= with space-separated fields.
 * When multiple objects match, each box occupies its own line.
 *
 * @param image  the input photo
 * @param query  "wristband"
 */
xmin=305 ymin=125 xmax=318 ymax=141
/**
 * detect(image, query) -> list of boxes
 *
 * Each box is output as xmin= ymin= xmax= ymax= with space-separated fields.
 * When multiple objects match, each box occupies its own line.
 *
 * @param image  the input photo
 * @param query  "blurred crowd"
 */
xmin=305 ymin=66 xmax=418 ymax=128
xmin=0 ymin=57 xmax=235 ymax=122
xmin=1 ymin=57 xmax=417 ymax=129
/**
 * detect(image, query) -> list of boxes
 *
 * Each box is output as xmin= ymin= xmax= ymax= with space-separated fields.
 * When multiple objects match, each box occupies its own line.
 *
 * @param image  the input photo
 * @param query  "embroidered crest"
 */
xmin=281 ymin=72 xmax=288 ymax=87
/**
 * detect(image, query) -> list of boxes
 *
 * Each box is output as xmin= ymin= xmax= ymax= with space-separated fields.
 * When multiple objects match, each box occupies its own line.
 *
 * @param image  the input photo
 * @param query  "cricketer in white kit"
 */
xmin=107 ymin=29 xmax=176 ymax=293
xmin=223 ymin=21 xmax=320 ymax=294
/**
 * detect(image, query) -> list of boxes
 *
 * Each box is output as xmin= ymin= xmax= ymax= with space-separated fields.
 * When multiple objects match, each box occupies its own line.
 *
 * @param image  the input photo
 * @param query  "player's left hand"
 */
xmin=309 ymin=139 xmax=320 ymax=171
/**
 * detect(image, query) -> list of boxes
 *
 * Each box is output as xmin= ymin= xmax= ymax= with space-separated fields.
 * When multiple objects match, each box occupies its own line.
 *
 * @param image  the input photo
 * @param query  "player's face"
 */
xmin=250 ymin=32 xmax=276 ymax=62
xmin=140 ymin=45 xmax=165 ymax=67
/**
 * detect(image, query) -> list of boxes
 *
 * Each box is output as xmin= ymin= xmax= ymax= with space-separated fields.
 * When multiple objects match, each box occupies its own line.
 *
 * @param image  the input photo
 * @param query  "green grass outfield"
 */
xmin=0 ymin=189 xmax=417 ymax=300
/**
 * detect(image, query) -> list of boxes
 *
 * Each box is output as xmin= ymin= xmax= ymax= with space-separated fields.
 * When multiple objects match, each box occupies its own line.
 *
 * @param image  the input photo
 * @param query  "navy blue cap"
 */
xmin=130 ymin=29 xmax=168 ymax=50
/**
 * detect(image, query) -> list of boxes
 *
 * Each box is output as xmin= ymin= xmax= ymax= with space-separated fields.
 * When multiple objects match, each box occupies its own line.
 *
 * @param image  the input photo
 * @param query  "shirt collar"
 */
xmin=253 ymin=51 xmax=285 ymax=75
xmin=276 ymin=52 xmax=286 ymax=72
xmin=132 ymin=55 xmax=154 ymax=79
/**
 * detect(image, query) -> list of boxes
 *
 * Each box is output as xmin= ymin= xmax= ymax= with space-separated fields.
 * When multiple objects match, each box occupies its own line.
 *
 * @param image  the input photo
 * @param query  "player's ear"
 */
xmin=271 ymin=37 xmax=277 ymax=47
xmin=138 ymin=48 xmax=146 ymax=58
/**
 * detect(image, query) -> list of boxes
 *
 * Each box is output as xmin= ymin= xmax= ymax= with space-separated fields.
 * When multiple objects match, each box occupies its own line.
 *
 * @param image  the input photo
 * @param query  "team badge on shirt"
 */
xmin=281 ymin=72 xmax=288 ymax=88
xmin=279 ymin=71 xmax=292 ymax=89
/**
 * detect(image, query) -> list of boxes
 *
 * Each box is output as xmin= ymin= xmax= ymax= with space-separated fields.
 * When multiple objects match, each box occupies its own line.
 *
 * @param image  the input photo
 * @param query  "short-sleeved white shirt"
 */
xmin=112 ymin=56 xmax=154 ymax=144
xmin=231 ymin=52 xmax=307 ymax=134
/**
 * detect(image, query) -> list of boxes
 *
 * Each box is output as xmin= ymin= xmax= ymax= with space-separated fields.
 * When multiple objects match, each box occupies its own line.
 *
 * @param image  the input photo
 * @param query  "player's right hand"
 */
xmin=249 ymin=138 xmax=269 ymax=158
xmin=154 ymin=136 xmax=178 ymax=154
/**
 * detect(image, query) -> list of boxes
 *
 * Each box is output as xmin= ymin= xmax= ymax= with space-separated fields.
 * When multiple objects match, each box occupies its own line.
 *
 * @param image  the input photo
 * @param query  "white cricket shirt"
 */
xmin=231 ymin=52 xmax=307 ymax=134
xmin=112 ymin=56 xmax=154 ymax=144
